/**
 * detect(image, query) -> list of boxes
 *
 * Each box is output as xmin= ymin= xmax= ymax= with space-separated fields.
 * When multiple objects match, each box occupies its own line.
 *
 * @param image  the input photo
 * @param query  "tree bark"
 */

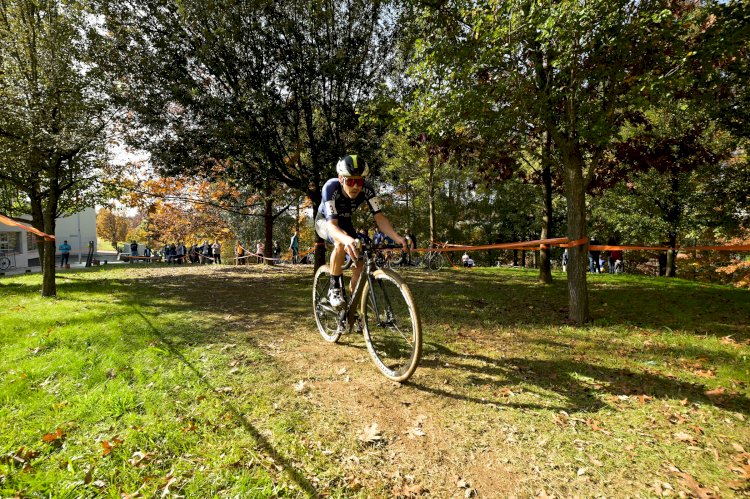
xmin=263 ymin=186 xmax=274 ymax=265
xmin=41 ymin=199 xmax=58 ymax=297
xmin=539 ymin=132 xmax=553 ymax=284
xmin=428 ymin=156 xmax=436 ymax=247
xmin=561 ymin=146 xmax=590 ymax=323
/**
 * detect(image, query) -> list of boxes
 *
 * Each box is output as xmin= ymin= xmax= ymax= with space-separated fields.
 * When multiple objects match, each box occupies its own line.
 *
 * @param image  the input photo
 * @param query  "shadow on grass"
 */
xmin=406 ymin=269 xmax=750 ymax=339
xmin=414 ymin=343 xmax=750 ymax=415
xmin=131 ymin=306 xmax=318 ymax=497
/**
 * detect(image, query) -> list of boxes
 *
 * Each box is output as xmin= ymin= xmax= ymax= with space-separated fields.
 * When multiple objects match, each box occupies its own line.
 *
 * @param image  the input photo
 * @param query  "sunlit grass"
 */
xmin=1 ymin=264 xmax=748 ymax=497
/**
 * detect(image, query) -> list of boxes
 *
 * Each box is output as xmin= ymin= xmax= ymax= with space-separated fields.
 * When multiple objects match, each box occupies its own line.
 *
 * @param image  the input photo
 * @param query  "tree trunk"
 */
xmin=263 ymin=186 xmax=274 ymax=265
xmin=29 ymin=192 xmax=45 ymax=272
xmin=41 ymin=201 xmax=57 ymax=297
xmin=539 ymin=132 xmax=553 ymax=284
xmin=561 ymin=147 xmax=590 ymax=323
xmin=428 ymin=157 xmax=436 ymax=247
xmin=666 ymin=232 xmax=678 ymax=278
xmin=308 ymin=186 xmax=326 ymax=271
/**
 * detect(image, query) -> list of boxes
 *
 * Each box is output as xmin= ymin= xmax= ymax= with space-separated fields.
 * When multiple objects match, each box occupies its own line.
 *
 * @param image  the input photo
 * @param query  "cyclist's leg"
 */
xmin=350 ymin=259 xmax=364 ymax=295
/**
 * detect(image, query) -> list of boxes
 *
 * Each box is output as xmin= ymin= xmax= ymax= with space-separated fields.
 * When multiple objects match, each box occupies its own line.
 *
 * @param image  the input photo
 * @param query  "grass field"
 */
xmin=1 ymin=264 xmax=748 ymax=497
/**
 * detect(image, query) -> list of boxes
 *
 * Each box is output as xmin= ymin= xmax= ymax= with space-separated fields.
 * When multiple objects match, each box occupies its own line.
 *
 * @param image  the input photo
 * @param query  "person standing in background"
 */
xmin=290 ymin=230 xmax=299 ymax=264
xmin=59 ymin=240 xmax=71 ymax=267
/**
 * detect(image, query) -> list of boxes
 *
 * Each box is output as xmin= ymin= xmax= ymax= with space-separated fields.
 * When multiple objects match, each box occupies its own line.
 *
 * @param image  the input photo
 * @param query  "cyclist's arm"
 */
xmin=326 ymin=219 xmax=359 ymax=259
xmin=374 ymin=213 xmax=407 ymax=251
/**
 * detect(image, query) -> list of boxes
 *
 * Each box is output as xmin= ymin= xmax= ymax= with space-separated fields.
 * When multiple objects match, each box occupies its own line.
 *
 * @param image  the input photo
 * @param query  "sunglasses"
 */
xmin=343 ymin=177 xmax=365 ymax=187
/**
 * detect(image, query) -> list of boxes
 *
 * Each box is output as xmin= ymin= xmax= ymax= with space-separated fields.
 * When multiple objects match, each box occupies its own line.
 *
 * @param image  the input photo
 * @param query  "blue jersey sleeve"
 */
xmin=362 ymin=181 xmax=382 ymax=215
xmin=320 ymin=179 xmax=341 ymax=221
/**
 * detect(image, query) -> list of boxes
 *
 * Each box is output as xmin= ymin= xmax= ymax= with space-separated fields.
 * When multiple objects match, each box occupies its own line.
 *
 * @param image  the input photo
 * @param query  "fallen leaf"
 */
xmin=337 ymin=367 xmax=347 ymax=375
xmin=732 ymin=443 xmax=746 ymax=453
xmin=705 ymin=387 xmax=726 ymax=398
xmin=358 ymin=423 xmax=383 ymax=444
xmin=42 ymin=428 xmax=65 ymax=445
xmin=215 ymin=386 xmax=233 ymax=394
xmin=674 ymin=432 xmax=696 ymax=443
xmin=721 ymin=335 xmax=738 ymax=346
xmin=101 ymin=437 xmax=123 ymax=456
xmin=161 ymin=476 xmax=177 ymax=497
xmin=106 ymin=369 xmax=117 ymax=379
xmin=588 ymin=455 xmax=604 ymax=467
xmin=408 ymin=427 xmax=426 ymax=438
xmin=294 ymin=380 xmax=309 ymax=393
xmin=675 ymin=471 xmax=718 ymax=498
xmin=577 ymin=467 xmax=587 ymax=476
xmin=128 ymin=451 xmax=154 ymax=467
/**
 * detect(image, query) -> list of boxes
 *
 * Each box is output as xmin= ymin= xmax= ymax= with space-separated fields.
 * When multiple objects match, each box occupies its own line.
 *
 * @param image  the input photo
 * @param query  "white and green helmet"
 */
xmin=336 ymin=154 xmax=369 ymax=177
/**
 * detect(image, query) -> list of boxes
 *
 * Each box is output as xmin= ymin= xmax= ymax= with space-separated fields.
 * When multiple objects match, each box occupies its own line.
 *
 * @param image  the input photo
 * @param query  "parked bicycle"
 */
xmin=313 ymin=241 xmax=422 ymax=382
xmin=0 ymin=252 xmax=13 ymax=271
xmin=414 ymin=245 xmax=448 ymax=271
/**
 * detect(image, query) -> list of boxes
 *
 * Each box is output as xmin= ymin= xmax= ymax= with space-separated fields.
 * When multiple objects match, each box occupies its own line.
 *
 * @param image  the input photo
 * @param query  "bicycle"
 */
xmin=312 ymin=241 xmax=422 ymax=382
xmin=415 ymin=246 xmax=447 ymax=271
xmin=0 ymin=254 xmax=10 ymax=271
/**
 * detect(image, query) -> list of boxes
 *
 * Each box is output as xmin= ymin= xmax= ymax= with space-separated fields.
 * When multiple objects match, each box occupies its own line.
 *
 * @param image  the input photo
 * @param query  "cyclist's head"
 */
xmin=336 ymin=154 xmax=369 ymax=179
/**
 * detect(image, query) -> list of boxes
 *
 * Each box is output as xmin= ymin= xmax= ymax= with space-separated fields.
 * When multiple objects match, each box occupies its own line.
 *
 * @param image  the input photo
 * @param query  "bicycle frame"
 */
xmin=317 ymin=243 xmax=396 ymax=331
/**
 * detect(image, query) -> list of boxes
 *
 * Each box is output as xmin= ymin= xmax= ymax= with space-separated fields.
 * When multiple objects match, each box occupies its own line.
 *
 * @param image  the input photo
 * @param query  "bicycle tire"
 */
xmin=360 ymin=268 xmax=422 ymax=382
xmin=428 ymin=254 xmax=445 ymax=271
xmin=342 ymin=255 xmax=353 ymax=271
xmin=312 ymin=264 xmax=343 ymax=343
xmin=0 ymin=257 xmax=9 ymax=270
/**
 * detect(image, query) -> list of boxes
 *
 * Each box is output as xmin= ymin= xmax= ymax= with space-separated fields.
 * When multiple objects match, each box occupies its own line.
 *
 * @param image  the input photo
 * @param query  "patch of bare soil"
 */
xmin=124 ymin=264 xmax=521 ymax=496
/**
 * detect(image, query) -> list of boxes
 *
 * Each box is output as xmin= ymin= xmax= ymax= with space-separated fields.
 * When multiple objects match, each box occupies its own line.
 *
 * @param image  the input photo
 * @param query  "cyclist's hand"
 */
xmin=399 ymin=237 xmax=409 ymax=252
xmin=343 ymin=236 xmax=359 ymax=261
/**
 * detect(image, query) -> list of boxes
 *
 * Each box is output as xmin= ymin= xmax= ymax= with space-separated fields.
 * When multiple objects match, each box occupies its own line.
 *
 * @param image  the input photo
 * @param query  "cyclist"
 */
xmin=315 ymin=154 xmax=408 ymax=308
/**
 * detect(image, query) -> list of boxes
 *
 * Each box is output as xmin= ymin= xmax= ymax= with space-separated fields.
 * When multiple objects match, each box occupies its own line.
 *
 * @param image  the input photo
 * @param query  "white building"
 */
xmin=0 ymin=208 xmax=96 ymax=269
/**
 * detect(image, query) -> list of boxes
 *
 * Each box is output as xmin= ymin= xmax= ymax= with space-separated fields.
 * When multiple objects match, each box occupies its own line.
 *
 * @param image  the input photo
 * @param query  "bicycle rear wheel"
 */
xmin=0 ymin=257 xmax=9 ymax=270
xmin=312 ymin=264 xmax=343 ymax=343
xmin=360 ymin=269 xmax=422 ymax=382
xmin=429 ymin=253 xmax=446 ymax=270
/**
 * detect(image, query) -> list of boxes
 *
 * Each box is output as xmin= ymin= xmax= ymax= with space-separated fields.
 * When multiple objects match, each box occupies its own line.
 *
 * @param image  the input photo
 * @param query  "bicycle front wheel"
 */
xmin=360 ymin=269 xmax=422 ymax=382
xmin=312 ymin=264 xmax=343 ymax=343
xmin=0 ymin=257 xmax=9 ymax=270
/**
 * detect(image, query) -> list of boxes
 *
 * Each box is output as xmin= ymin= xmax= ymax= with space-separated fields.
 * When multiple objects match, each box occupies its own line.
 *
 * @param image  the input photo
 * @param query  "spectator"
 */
xmin=609 ymin=249 xmax=623 ymax=274
xmin=163 ymin=243 xmax=171 ymax=263
xmin=589 ymin=239 xmax=601 ymax=273
xmin=462 ymin=252 xmax=470 ymax=267
xmin=130 ymin=240 xmax=138 ymax=256
xmin=289 ymin=230 xmax=300 ymax=264
xmin=176 ymin=242 xmax=186 ymax=264
xmin=169 ymin=243 xmax=177 ymax=264
xmin=373 ymin=227 xmax=384 ymax=246
xmin=143 ymin=246 xmax=152 ymax=258
xmin=189 ymin=243 xmax=199 ymax=264
xmin=212 ymin=239 xmax=222 ymax=264
xmin=236 ymin=240 xmax=246 ymax=265
xmin=272 ymin=240 xmax=281 ymax=262
xmin=59 ymin=240 xmax=71 ymax=267
xmin=466 ymin=256 xmax=475 ymax=268
xmin=256 ymin=240 xmax=265 ymax=263
xmin=356 ymin=226 xmax=372 ymax=245
xmin=562 ymin=249 xmax=569 ymax=272
xmin=201 ymin=240 xmax=212 ymax=264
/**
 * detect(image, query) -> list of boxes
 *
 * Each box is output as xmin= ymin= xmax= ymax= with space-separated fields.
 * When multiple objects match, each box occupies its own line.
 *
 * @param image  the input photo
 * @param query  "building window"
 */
xmin=27 ymin=232 xmax=39 ymax=252
xmin=0 ymin=232 xmax=21 ymax=253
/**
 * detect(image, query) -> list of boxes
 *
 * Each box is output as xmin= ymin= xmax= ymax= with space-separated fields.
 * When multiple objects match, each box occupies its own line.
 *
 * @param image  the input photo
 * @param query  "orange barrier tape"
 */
xmin=589 ymin=245 xmax=669 ymax=251
xmin=686 ymin=245 xmax=750 ymax=251
xmin=559 ymin=237 xmax=589 ymax=248
xmin=422 ymin=237 xmax=570 ymax=253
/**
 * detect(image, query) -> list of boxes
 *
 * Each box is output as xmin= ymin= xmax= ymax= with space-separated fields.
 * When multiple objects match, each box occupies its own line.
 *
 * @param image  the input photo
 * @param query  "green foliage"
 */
xmin=98 ymin=0 xmax=400 ymax=203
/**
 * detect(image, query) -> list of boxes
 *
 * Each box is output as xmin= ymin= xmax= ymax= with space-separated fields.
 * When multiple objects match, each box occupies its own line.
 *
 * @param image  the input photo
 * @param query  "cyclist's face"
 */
xmin=339 ymin=175 xmax=364 ymax=198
